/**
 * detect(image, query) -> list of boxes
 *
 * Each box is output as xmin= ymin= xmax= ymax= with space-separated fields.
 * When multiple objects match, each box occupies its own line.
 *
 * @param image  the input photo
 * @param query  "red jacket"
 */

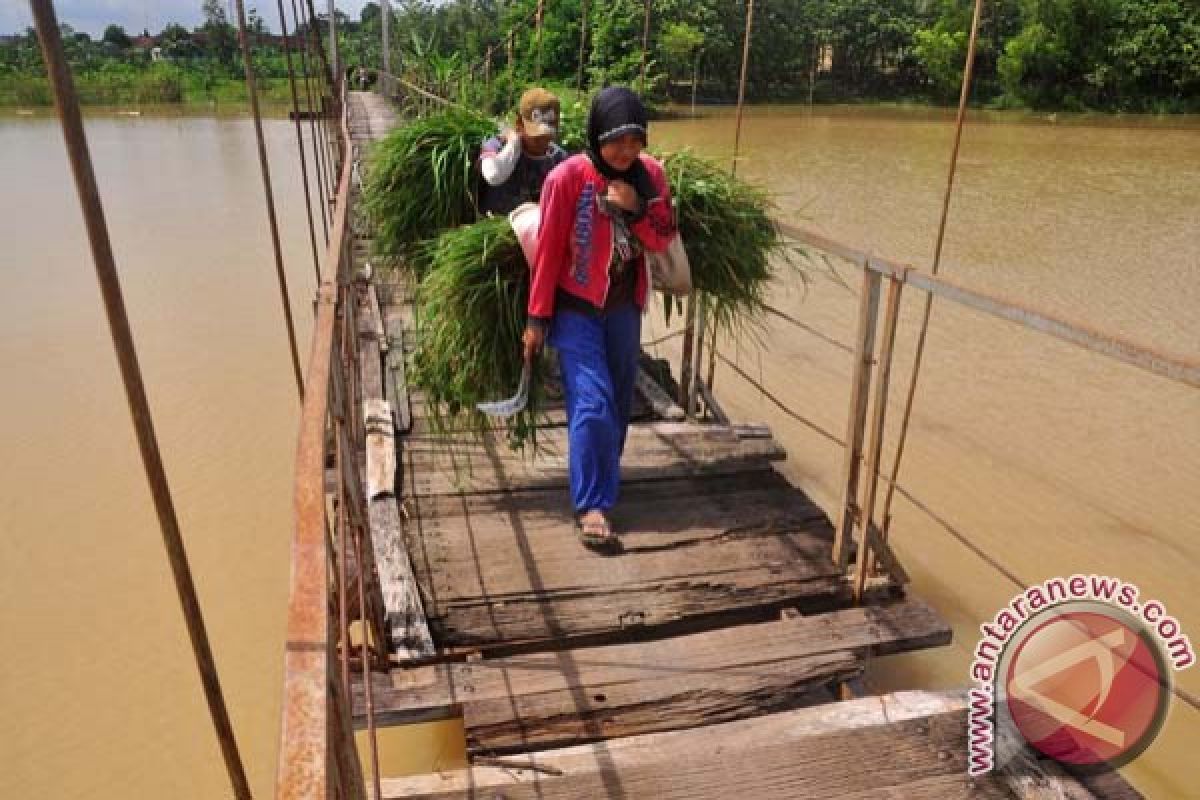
xmin=528 ymin=153 xmax=675 ymax=323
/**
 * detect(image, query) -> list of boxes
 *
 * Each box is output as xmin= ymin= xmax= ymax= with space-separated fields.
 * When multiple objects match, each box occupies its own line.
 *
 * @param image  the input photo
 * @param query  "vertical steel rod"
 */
xmin=381 ymin=0 xmax=390 ymax=74
xmin=278 ymin=0 xmax=322 ymax=282
xmin=294 ymin=0 xmax=331 ymax=241
xmin=577 ymin=0 xmax=590 ymax=91
xmin=234 ymin=0 xmax=306 ymax=400
xmin=638 ymin=0 xmax=652 ymax=93
xmin=27 ymin=3 xmax=252 ymax=797
xmin=731 ymin=0 xmax=755 ymax=177
xmin=534 ymin=0 xmax=546 ymax=80
xmin=879 ymin=0 xmax=985 ymax=539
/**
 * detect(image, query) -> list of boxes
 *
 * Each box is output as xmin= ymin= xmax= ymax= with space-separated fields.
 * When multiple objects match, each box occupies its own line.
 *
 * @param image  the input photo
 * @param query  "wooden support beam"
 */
xmin=855 ymin=274 xmax=904 ymax=602
xmin=832 ymin=269 xmax=881 ymax=569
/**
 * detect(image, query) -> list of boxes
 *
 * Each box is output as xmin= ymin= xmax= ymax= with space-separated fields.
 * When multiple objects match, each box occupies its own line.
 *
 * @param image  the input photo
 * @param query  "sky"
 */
xmin=1 ymin=0 xmax=376 ymax=37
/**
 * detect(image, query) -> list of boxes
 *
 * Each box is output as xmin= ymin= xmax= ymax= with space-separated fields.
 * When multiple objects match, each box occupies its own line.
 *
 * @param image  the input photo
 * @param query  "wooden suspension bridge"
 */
xmin=27 ymin=0 xmax=1200 ymax=795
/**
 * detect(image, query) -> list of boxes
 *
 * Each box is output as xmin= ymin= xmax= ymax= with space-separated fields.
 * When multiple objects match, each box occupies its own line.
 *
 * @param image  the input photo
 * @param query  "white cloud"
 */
xmin=2 ymin=0 xmax=372 ymax=37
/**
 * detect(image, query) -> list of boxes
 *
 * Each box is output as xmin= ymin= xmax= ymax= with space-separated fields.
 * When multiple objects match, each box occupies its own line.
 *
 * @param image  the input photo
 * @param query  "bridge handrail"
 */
xmin=776 ymin=222 xmax=1200 ymax=390
xmin=276 ymin=81 xmax=389 ymax=800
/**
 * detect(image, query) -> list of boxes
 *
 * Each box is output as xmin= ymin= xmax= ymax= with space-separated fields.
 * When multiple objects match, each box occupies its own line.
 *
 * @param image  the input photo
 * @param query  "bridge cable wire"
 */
xmin=877 ymin=0 xmax=985 ymax=552
xmin=234 ymin=0 xmax=306 ymax=400
xmin=26 ymin=2 xmax=253 ymax=797
xmin=293 ymin=0 xmax=331 ymax=243
xmin=638 ymin=0 xmax=652 ymax=94
xmin=704 ymin=0 xmax=758 ymax=395
xmin=277 ymin=0 xmax=322 ymax=282
xmin=714 ymin=345 xmax=1200 ymax=715
xmin=300 ymin=0 xmax=337 ymax=229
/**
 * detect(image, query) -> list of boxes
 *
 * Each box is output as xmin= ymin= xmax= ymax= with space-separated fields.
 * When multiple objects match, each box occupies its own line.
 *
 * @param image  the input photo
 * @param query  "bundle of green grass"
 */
xmin=410 ymin=215 xmax=543 ymax=444
xmin=660 ymin=149 xmax=790 ymax=335
xmin=361 ymin=110 xmax=496 ymax=271
xmin=408 ymin=148 xmax=791 ymax=444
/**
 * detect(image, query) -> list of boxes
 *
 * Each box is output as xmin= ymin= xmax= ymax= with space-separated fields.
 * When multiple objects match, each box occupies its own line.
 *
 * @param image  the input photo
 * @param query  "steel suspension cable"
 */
xmin=277 ymin=0 xmax=322 ymax=282
xmin=577 ymin=0 xmax=590 ymax=90
xmin=638 ymin=0 xmax=652 ymax=93
xmin=27 ymin=2 xmax=252 ymax=796
xmin=703 ymin=0 xmax=756 ymax=397
xmin=299 ymin=0 xmax=335 ymax=226
xmin=234 ymin=0 xmax=306 ymax=400
xmin=534 ymin=0 xmax=546 ymax=80
xmin=294 ymin=0 xmax=332 ymax=241
xmin=878 ymin=0 xmax=984 ymax=542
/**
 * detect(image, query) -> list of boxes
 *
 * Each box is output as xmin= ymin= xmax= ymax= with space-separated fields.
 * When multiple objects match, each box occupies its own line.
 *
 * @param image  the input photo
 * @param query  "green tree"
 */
xmin=102 ymin=24 xmax=132 ymax=50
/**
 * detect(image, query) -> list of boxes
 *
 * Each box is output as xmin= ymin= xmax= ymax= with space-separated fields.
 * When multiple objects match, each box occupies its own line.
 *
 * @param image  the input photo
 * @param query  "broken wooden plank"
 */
xmin=636 ymin=367 xmax=685 ymax=420
xmin=364 ymin=398 xmax=395 ymax=500
xmin=357 ymin=597 xmax=950 ymax=752
xmin=368 ymin=495 xmax=437 ymax=661
xmin=402 ymin=471 xmax=844 ymax=648
xmin=378 ymin=691 xmax=1018 ymax=800
xmin=384 ymin=308 xmax=412 ymax=434
xmin=401 ymin=422 xmax=785 ymax=497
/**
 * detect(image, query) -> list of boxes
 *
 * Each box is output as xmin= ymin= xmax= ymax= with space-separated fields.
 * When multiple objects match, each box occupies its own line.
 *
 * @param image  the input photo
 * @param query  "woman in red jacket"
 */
xmin=521 ymin=87 xmax=675 ymax=548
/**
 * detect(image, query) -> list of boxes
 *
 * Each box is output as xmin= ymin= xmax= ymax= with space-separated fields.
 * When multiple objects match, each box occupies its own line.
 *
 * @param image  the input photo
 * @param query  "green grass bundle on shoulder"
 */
xmin=411 ymin=215 xmax=542 ymax=445
xmin=361 ymin=110 xmax=496 ymax=272
xmin=660 ymin=149 xmax=793 ymax=335
xmin=408 ymin=148 xmax=793 ymax=447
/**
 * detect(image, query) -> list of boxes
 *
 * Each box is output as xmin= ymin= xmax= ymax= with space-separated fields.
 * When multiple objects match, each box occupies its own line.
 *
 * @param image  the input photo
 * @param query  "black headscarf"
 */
xmin=586 ymin=87 xmax=658 ymax=202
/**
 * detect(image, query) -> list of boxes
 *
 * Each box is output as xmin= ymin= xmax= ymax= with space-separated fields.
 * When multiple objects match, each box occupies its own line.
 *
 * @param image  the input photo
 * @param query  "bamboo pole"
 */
xmin=235 ymin=0 xmax=306 ymax=400
xmin=853 ymin=275 xmax=904 ymax=601
xmin=27 ymin=3 xmax=251 ymax=797
xmin=878 ymin=0 xmax=985 ymax=542
xmin=831 ymin=268 xmax=881 ymax=569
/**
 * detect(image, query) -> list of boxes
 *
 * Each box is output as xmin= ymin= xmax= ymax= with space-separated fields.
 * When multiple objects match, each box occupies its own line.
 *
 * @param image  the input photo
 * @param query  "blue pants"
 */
xmin=549 ymin=305 xmax=642 ymax=514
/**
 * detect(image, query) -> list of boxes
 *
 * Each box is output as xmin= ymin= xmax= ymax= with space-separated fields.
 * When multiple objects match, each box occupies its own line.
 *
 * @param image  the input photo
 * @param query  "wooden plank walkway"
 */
xmin=345 ymin=91 xmax=1142 ymax=800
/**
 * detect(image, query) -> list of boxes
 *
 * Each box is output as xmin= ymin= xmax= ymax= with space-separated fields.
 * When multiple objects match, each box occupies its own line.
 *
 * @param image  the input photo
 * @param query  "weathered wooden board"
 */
xmin=379 ymin=691 xmax=1017 ymax=800
xmin=400 ymin=422 xmax=785 ymax=498
xmin=402 ymin=470 xmax=844 ymax=648
xmin=384 ymin=308 xmax=412 ymax=434
xmin=357 ymin=597 xmax=950 ymax=752
xmin=367 ymin=495 xmax=437 ymax=660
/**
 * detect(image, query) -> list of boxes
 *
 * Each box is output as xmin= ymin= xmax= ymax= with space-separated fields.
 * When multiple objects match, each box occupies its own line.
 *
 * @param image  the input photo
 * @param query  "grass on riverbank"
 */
xmin=0 ymin=73 xmax=298 ymax=108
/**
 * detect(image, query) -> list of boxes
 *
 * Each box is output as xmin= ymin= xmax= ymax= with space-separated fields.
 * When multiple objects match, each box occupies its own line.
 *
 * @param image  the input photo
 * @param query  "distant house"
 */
xmin=131 ymin=34 xmax=158 ymax=49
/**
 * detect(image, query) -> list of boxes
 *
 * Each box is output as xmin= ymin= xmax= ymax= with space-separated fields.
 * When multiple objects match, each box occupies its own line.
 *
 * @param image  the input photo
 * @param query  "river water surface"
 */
xmin=1 ymin=104 xmax=1196 ymax=798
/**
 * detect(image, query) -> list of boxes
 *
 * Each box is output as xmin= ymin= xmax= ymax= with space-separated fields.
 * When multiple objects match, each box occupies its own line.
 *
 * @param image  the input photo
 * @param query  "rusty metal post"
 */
xmin=831 ymin=267 xmax=881 ymax=569
xmin=235 ymin=0 xmax=306 ymax=400
xmin=854 ymin=272 xmax=904 ymax=601
xmin=27 ymin=3 xmax=252 ymax=797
